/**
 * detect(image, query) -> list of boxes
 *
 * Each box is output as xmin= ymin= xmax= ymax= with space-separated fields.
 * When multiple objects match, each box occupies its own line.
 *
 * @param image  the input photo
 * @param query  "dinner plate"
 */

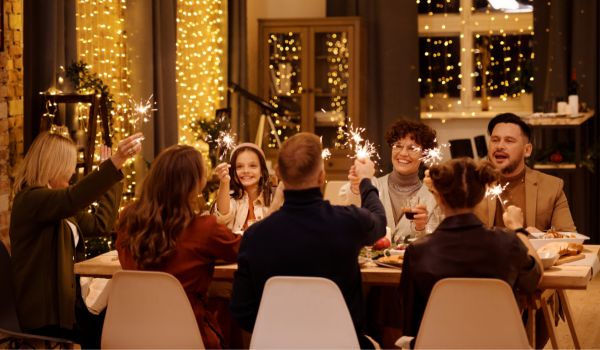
xmin=374 ymin=260 xmax=402 ymax=270
xmin=529 ymin=232 xmax=589 ymax=250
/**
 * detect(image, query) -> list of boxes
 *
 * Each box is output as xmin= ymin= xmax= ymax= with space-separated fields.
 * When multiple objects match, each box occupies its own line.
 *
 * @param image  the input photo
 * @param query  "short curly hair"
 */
xmin=385 ymin=118 xmax=437 ymax=150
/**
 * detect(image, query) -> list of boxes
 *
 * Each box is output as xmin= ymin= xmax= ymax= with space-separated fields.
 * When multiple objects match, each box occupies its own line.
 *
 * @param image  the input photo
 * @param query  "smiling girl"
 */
xmin=213 ymin=143 xmax=284 ymax=232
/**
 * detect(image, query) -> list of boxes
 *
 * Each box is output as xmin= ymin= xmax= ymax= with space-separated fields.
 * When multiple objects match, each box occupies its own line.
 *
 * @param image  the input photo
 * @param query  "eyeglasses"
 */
xmin=391 ymin=142 xmax=422 ymax=156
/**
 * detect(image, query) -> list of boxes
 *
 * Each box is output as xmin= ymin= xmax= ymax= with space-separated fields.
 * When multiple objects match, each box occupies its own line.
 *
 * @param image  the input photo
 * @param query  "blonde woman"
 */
xmin=9 ymin=129 xmax=142 ymax=348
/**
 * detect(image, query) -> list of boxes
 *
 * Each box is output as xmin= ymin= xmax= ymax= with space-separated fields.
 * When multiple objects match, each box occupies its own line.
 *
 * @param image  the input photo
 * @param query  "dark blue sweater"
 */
xmin=230 ymin=178 xmax=387 ymax=334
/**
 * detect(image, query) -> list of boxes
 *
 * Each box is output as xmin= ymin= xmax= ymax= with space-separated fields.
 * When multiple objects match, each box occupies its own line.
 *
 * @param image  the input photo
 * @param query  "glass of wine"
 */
xmin=402 ymin=196 xmax=421 ymax=238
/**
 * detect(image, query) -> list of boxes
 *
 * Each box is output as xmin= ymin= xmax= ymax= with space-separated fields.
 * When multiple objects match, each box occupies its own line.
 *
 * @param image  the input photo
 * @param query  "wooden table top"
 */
xmin=74 ymin=245 xmax=600 ymax=290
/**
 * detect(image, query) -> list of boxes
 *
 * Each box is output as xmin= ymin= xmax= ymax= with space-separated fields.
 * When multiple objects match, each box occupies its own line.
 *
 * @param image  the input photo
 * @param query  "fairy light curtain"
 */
xmin=176 ymin=0 xmax=228 ymax=150
xmin=75 ymin=0 xmax=138 ymax=202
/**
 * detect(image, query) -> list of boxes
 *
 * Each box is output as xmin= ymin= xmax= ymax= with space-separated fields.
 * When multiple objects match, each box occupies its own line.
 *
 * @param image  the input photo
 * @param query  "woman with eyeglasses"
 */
xmin=341 ymin=118 xmax=441 ymax=244
xmin=340 ymin=118 xmax=442 ymax=348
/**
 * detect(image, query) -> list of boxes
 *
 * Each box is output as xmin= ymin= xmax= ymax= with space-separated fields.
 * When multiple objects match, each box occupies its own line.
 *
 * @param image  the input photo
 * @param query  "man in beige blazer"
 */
xmin=474 ymin=113 xmax=576 ymax=232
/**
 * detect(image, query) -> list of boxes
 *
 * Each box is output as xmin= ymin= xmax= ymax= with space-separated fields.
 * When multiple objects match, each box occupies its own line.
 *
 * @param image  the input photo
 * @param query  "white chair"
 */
xmin=250 ymin=276 xmax=360 ymax=349
xmin=397 ymin=278 xmax=531 ymax=349
xmin=323 ymin=180 xmax=348 ymax=205
xmin=101 ymin=270 xmax=204 ymax=349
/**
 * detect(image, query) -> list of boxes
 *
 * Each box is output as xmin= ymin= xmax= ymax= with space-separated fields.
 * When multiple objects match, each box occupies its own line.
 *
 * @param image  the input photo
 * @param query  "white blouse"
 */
xmin=213 ymin=192 xmax=271 ymax=233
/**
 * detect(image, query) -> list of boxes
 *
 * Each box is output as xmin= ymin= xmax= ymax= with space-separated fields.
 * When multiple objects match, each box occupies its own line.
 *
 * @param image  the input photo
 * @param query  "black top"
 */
xmin=230 ymin=178 xmax=387 ymax=335
xmin=398 ymin=213 xmax=542 ymax=338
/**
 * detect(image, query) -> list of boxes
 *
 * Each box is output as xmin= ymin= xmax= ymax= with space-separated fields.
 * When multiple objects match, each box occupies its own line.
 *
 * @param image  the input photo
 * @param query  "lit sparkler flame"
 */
xmin=419 ymin=140 xmax=450 ymax=167
xmin=342 ymin=124 xmax=379 ymax=162
xmin=322 ymin=148 xmax=331 ymax=160
xmin=129 ymin=94 xmax=157 ymax=131
xmin=217 ymin=131 xmax=237 ymax=161
xmin=485 ymin=183 xmax=508 ymax=210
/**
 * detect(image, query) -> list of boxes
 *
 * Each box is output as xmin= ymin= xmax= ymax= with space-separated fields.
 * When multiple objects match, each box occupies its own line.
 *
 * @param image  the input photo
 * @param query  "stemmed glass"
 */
xmin=402 ymin=195 xmax=421 ymax=238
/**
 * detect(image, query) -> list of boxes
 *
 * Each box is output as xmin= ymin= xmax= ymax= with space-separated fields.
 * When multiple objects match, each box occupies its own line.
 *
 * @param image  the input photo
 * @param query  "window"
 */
xmin=418 ymin=0 xmax=534 ymax=118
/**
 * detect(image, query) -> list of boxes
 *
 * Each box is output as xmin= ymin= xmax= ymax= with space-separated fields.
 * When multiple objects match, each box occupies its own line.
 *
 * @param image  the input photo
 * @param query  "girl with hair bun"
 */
xmin=398 ymin=158 xmax=543 ymax=343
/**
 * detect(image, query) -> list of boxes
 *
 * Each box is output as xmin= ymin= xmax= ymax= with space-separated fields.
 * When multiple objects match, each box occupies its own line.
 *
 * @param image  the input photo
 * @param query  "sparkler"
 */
xmin=485 ymin=183 xmax=508 ymax=210
xmin=321 ymin=148 xmax=331 ymax=160
xmin=216 ymin=131 xmax=237 ymax=161
xmin=418 ymin=140 xmax=450 ymax=167
xmin=342 ymin=124 xmax=379 ymax=161
xmin=129 ymin=94 xmax=157 ymax=131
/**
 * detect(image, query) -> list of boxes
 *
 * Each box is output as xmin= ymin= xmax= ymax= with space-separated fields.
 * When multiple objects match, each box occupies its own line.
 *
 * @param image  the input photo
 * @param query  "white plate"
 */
xmin=529 ymin=232 xmax=589 ymax=250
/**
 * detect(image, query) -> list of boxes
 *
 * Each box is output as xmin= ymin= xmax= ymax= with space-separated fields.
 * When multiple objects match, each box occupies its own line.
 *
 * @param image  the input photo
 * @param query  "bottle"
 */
xmin=568 ymin=68 xmax=579 ymax=115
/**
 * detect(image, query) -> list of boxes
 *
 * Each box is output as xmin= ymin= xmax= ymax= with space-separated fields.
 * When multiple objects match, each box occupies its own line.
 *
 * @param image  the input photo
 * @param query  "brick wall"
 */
xmin=1 ymin=0 xmax=24 ymax=249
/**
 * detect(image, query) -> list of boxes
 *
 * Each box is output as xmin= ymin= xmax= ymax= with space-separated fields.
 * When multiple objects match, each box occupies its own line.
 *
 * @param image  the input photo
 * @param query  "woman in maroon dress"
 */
xmin=116 ymin=145 xmax=241 ymax=349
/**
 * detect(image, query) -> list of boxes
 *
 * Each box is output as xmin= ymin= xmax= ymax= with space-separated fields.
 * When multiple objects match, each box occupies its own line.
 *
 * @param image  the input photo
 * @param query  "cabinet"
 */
xmin=524 ymin=112 xmax=594 ymax=235
xmin=258 ymin=17 xmax=365 ymax=179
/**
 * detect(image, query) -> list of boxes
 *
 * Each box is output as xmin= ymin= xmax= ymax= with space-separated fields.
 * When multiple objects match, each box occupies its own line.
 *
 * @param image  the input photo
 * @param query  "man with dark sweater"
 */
xmin=230 ymin=132 xmax=387 ymax=348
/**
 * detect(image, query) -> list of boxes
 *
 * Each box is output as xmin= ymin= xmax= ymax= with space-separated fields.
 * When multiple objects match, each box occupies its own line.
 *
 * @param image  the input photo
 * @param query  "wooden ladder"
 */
xmin=41 ymin=93 xmax=111 ymax=175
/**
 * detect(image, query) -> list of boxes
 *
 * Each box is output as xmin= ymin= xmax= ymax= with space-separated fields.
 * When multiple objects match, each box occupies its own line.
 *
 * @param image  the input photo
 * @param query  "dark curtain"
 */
xmin=228 ymin=0 xmax=249 ymax=141
xmin=23 ymin=0 xmax=77 ymax=151
xmin=327 ymin=0 xmax=419 ymax=172
xmin=533 ymin=0 xmax=599 ymax=241
xmin=151 ymin=0 xmax=179 ymax=153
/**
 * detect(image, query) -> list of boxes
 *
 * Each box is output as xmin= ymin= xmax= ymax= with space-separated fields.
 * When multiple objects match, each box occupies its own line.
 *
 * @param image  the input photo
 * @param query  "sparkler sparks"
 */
xmin=321 ymin=148 xmax=331 ymax=160
xmin=129 ymin=94 xmax=157 ymax=131
xmin=216 ymin=131 xmax=237 ymax=161
xmin=485 ymin=183 xmax=508 ymax=210
xmin=342 ymin=124 xmax=378 ymax=161
xmin=419 ymin=140 xmax=450 ymax=167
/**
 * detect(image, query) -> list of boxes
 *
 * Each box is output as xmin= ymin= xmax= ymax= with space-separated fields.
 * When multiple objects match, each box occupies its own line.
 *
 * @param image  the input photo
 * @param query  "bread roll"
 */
xmin=537 ymin=242 xmax=583 ymax=257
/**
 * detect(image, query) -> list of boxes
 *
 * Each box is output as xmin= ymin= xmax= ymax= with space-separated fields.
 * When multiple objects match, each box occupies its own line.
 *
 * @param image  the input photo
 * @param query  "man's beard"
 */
xmin=499 ymin=157 xmax=520 ymax=175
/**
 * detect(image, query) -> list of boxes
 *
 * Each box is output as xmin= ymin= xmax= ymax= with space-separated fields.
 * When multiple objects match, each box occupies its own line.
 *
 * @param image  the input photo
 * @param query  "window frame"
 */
xmin=418 ymin=0 xmax=534 ymax=118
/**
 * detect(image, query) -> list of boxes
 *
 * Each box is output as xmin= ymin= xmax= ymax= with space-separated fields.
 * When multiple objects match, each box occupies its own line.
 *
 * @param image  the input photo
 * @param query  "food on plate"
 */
xmin=542 ymin=230 xmax=577 ymax=239
xmin=373 ymin=237 xmax=391 ymax=250
xmin=537 ymin=242 xmax=583 ymax=257
xmin=378 ymin=255 xmax=403 ymax=266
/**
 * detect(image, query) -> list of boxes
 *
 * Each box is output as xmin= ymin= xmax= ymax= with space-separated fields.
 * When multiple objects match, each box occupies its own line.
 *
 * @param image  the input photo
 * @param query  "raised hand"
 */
xmin=111 ymin=133 xmax=144 ymax=169
xmin=503 ymin=205 xmax=525 ymax=230
xmin=348 ymin=165 xmax=361 ymax=195
xmin=214 ymin=163 xmax=231 ymax=183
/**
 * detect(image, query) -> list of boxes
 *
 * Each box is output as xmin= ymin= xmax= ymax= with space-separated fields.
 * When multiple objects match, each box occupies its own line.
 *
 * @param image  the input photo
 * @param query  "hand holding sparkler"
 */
xmin=112 ymin=132 xmax=144 ymax=169
xmin=347 ymin=165 xmax=361 ymax=195
xmin=353 ymin=158 xmax=375 ymax=181
xmin=214 ymin=163 xmax=231 ymax=184
xmin=502 ymin=205 xmax=525 ymax=231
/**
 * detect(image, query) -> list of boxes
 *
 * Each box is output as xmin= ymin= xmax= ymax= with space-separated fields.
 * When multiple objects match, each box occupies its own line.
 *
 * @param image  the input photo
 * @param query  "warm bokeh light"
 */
xmin=176 ymin=0 xmax=228 ymax=150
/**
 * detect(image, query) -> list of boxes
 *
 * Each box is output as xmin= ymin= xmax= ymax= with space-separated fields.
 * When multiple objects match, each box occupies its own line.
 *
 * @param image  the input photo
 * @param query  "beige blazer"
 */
xmin=474 ymin=167 xmax=576 ymax=232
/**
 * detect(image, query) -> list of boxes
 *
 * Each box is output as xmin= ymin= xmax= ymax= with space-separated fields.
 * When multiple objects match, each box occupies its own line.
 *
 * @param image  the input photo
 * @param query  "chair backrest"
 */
xmin=415 ymin=278 xmax=530 ymax=349
xmin=250 ymin=276 xmax=360 ymax=349
xmin=323 ymin=180 xmax=348 ymax=205
xmin=473 ymin=135 xmax=488 ymax=158
xmin=0 ymin=242 xmax=22 ymax=333
xmin=101 ymin=270 xmax=204 ymax=349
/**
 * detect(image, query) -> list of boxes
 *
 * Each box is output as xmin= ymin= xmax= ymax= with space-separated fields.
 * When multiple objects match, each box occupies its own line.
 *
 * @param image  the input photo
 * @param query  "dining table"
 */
xmin=75 ymin=245 xmax=600 ymax=349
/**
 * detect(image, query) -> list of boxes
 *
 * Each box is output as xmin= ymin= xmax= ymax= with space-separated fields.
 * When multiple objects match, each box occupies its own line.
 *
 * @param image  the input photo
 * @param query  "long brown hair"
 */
xmin=117 ymin=145 xmax=206 ymax=269
xmin=229 ymin=145 xmax=272 ymax=206
xmin=429 ymin=158 xmax=498 ymax=209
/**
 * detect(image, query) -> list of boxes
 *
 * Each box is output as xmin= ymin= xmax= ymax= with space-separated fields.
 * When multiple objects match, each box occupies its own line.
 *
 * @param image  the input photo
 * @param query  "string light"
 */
xmin=176 ymin=0 xmax=227 ymax=152
xmin=417 ymin=0 xmax=533 ymax=112
xmin=267 ymin=32 xmax=302 ymax=148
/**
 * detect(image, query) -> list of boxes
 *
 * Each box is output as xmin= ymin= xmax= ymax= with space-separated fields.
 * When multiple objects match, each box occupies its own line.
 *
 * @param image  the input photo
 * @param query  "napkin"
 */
xmin=80 ymin=277 xmax=111 ymax=315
